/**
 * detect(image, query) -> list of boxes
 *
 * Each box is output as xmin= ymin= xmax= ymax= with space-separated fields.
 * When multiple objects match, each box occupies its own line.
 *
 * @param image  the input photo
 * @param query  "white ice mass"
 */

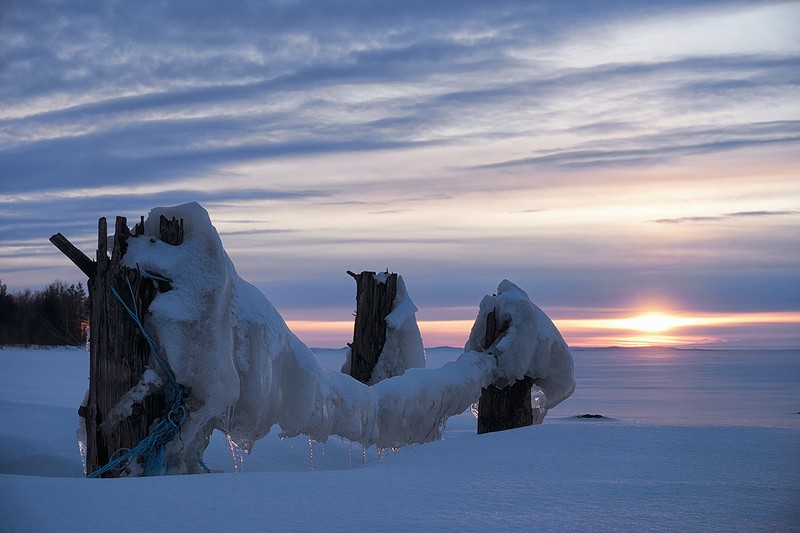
xmin=120 ymin=202 xmax=574 ymax=474
xmin=466 ymin=280 xmax=576 ymax=410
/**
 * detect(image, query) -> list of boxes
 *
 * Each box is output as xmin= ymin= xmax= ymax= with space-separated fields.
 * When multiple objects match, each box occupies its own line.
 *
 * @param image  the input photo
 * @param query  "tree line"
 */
xmin=0 ymin=278 xmax=88 ymax=347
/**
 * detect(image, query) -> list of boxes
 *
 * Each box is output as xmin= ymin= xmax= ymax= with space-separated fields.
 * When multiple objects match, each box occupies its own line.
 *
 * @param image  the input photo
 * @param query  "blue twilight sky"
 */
xmin=1 ymin=0 xmax=799 ymax=346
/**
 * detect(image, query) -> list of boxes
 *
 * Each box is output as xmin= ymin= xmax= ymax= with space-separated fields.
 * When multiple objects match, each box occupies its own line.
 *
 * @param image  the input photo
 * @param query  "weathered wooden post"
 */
xmin=51 ymin=214 xmax=183 ymax=477
xmin=345 ymin=270 xmax=398 ymax=384
xmin=477 ymin=308 xmax=534 ymax=434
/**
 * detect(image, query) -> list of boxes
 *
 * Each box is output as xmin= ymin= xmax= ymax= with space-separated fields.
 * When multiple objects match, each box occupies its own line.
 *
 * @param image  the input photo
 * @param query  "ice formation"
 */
xmin=118 ymin=202 xmax=574 ymax=474
xmin=465 ymin=280 xmax=576 ymax=412
xmin=341 ymin=272 xmax=426 ymax=384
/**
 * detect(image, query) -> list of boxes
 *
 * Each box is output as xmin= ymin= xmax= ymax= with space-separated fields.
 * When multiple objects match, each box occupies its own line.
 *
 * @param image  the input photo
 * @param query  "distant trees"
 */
xmin=0 ymin=278 xmax=88 ymax=346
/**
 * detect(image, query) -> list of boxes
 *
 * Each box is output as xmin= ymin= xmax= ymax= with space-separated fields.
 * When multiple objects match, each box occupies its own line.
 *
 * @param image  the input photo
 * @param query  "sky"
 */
xmin=1 ymin=0 xmax=799 ymax=348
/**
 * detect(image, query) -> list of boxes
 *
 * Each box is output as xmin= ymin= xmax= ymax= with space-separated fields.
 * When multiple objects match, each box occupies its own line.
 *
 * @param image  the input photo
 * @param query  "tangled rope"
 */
xmin=87 ymin=271 xmax=193 ymax=478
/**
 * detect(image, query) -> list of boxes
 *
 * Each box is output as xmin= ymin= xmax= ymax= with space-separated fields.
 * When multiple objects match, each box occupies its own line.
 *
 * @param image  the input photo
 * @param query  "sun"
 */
xmin=613 ymin=312 xmax=688 ymax=333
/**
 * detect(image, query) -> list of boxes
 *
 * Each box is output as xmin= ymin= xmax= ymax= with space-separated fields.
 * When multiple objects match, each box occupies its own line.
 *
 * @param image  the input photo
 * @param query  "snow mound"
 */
xmin=120 ymin=202 xmax=573 ymax=473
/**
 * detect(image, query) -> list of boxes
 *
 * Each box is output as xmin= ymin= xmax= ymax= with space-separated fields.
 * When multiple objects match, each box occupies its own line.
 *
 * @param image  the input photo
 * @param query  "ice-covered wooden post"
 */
xmin=477 ymin=308 xmax=534 ymax=434
xmin=50 ymin=215 xmax=183 ymax=477
xmin=345 ymin=270 xmax=398 ymax=384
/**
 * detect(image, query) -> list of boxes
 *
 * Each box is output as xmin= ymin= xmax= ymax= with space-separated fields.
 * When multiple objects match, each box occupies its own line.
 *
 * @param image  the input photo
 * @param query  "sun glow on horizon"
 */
xmin=555 ymin=311 xmax=800 ymax=347
xmin=286 ymin=310 xmax=800 ymax=349
xmin=609 ymin=312 xmax=695 ymax=333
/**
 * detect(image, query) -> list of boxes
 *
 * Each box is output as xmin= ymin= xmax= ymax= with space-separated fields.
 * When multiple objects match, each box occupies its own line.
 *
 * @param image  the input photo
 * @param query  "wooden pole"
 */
xmin=477 ymin=308 xmax=533 ymax=434
xmin=346 ymin=270 xmax=397 ymax=384
xmin=49 ymin=233 xmax=95 ymax=279
xmin=53 ymin=215 xmax=183 ymax=477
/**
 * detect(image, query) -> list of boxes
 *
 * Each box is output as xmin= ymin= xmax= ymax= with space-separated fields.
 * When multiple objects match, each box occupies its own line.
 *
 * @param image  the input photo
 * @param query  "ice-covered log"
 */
xmin=373 ymin=273 xmax=426 ymax=381
xmin=342 ymin=271 xmax=426 ymax=384
xmin=122 ymin=203 xmax=492 ymax=471
xmin=122 ymin=202 xmax=572 ymax=473
xmin=466 ymin=280 xmax=576 ymax=413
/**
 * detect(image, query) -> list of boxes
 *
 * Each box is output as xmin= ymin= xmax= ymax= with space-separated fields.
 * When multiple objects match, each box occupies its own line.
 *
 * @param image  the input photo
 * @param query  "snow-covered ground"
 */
xmin=1 ymin=345 xmax=798 ymax=531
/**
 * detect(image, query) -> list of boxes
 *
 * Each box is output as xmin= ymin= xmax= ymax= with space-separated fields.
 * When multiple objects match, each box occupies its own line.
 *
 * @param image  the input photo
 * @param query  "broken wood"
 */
xmin=52 ymin=215 xmax=183 ymax=477
xmin=346 ymin=270 xmax=398 ymax=384
xmin=158 ymin=215 xmax=184 ymax=246
xmin=477 ymin=308 xmax=534 ymax=434
xmin=49 ymin=233 xmax=95 ymax=279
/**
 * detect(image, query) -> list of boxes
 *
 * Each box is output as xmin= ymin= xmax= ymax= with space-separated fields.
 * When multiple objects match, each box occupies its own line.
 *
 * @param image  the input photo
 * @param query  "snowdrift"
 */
xmin=110 ymin=202 xmax=574 ymax=474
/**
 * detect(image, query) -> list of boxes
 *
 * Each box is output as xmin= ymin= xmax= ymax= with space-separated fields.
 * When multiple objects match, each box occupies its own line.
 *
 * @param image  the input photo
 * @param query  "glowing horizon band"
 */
xmin=286 ymin=311 xmax=800 ymax=342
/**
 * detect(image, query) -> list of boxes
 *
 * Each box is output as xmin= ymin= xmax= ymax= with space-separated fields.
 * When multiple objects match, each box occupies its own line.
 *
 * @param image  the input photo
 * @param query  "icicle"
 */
xmin=279 ymin=434 xmax=296 ymax=457
xmin=308 ymin=436 xmax=315 ymax=471
xmin=361 ymin=443 xmax=367 ymax=465
xmin=348 ymin=440 xmax=353 ymax=467
xmin=77 ymin=438 xmax=87 ymax=476
xmin=531 ymin=385 xmax=548 ymax=425
xmin=226 ymin=434 xmax=245 ymax=473
xmin=76 ymin=416 xmax=88 ymax=476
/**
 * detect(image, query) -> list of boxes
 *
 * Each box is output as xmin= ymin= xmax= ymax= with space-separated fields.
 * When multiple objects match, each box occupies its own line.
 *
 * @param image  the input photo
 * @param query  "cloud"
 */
xmin=0 ymin=118 xmax=444 ymax=194
xmin=0 ymin=187 xmax=326 ymax=255
xmin=510 ymin=208 xmax=547 ymax=214
xmin=726 ymin=210 xmax=800 ymax=218
xmin=653 ymin=216 xmax=723 ymax=224
xmin=3 ymin=0 xmax=797 ymax=200
xmin=472 ymin=120 xmax=800 ymax=171
xmin=0 ymin=1 xmax=534 ymax=105
xmin=218 ymin=229 xmax=296 ymax=237
xmin=6 ymin=48 xmax=796 ymax=197
xmin=653 ymin=210 xmax=800 ymax=224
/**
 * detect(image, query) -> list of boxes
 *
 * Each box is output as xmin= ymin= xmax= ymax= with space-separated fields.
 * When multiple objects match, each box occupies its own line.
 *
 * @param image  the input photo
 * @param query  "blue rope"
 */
xmin=197 ymin=453 xmax=212 ymax=474
xmin=112 ymin=275 xmax=177 ymax=383
xmin=140 ymin=270 xmax=172 ymax=284
xmin=87 ymin=271 xmax=193 ymax=478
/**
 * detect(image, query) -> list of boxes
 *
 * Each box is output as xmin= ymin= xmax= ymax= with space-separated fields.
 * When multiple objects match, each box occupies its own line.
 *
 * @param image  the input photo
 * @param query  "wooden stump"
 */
xmin=52 ymin=215 xmax=183 ymax=477
xmin=346 ymin=270 xmax=397 ymax=384
xmin=477 ymin=308 xmax=534 ymax=434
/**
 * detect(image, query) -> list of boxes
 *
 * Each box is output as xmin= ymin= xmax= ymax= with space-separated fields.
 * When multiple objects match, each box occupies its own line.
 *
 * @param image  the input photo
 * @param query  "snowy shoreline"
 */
xmin=1 ymin=345 xmax=798 ymax=531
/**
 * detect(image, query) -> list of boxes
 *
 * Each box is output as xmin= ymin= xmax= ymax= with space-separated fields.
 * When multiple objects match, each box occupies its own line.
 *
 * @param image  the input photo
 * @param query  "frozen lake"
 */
xmin=1 ymin=345 xmax=798 ymax=531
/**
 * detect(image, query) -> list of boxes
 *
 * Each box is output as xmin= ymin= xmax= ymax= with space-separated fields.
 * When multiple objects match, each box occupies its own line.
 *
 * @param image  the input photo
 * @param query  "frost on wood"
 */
xmin=118 ymin=202 xmax=573 ymax=474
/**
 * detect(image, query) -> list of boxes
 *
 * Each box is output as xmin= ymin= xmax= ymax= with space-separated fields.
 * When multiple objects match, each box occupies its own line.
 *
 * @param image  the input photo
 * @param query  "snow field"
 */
xmin=1 ymin=345 xmax=798 ymax=531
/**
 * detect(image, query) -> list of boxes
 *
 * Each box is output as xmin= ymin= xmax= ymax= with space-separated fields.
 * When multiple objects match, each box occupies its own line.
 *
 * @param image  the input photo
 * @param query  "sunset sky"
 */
xmin=1 ymin=1 xmax=799 ymax=348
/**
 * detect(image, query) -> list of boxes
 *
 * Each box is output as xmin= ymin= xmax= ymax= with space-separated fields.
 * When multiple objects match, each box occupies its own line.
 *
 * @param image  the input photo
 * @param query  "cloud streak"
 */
xmin=473 ymin=120 xmax=800 ymax=170
xmin=654 ymin=210 xmax=800 ymax=224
